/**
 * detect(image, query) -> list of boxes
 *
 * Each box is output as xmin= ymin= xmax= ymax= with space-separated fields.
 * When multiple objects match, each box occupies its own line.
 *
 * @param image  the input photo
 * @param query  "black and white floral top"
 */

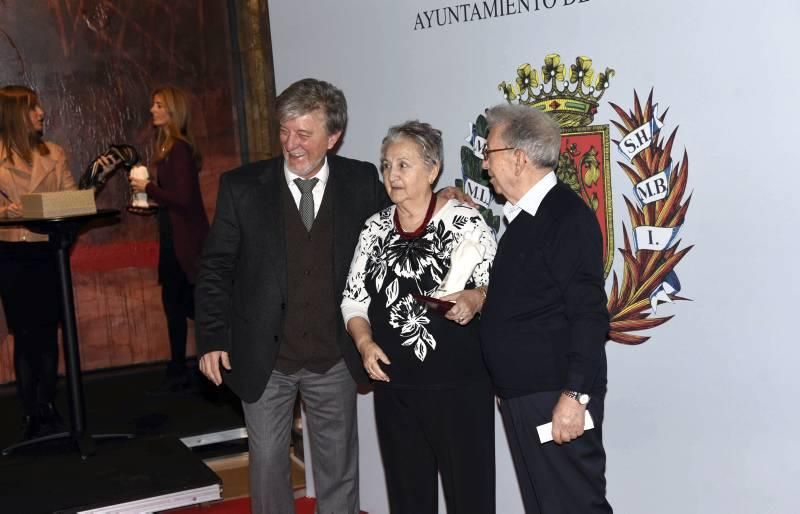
xmin=342 ymin=199 xmax=497 ymax=388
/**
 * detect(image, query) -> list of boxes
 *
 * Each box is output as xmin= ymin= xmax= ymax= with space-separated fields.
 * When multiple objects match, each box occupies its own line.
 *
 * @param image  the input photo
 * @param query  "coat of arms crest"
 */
xmin=460 ymin=54 xmax=693 ymax=344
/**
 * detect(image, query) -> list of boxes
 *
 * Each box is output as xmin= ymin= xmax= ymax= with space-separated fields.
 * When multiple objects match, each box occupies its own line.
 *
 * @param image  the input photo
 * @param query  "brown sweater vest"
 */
xmin=274 ymin=180 xmax=341 ymax=374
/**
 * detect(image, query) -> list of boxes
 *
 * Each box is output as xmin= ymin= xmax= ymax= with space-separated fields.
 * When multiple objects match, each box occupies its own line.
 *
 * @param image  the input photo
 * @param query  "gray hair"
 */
xmin=276 ymin=78 xmax=348 ymax=135
xmin=380 ymin=120 xmax=443 ymax=169
xmin=485 ymin=104 xmax=561 ymax=169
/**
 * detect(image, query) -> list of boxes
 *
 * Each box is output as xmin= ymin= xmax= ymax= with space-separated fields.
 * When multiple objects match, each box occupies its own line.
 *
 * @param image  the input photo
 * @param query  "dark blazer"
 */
xmin=480 ymin=180 xmax=609 ymax=398
xmin=195 ymin=154 xmax=388 ymax=402
xmin=145 ymin=140 xmax=210 ymax=282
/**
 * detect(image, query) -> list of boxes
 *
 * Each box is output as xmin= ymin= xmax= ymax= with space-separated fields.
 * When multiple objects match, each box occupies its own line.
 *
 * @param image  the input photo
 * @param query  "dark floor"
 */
xmin=0 ymin=360 xmax=245 ymax=451
xmin=1 ymin=436 xmax=221 ymax=513
xmin=0 ymin=362 xmax=247 ymax=512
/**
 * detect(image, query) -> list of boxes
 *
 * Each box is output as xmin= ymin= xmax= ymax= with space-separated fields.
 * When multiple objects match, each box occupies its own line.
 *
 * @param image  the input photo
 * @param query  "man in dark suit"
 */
xmin=195 ymin=78 xmax=388 ymax=514
xmin=479 ymin=104 xmax=613 ymax=513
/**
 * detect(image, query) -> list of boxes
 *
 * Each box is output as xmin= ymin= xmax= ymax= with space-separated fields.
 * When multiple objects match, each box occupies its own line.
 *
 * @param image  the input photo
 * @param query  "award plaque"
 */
xmin=412 ymin=293 xmax=455 ymax=315
xmin=433 ymin=228 xmax=486 ymax=297
xmin=414 ymin=228 xmax=487 ymax=315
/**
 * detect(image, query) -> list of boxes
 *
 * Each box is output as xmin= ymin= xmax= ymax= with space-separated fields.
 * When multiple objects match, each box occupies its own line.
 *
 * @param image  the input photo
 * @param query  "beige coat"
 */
xmin=0 ymin=141 xmax=77 ymax=242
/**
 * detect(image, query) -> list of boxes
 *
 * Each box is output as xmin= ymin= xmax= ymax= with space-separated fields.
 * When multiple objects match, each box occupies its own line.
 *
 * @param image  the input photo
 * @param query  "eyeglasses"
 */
xmin=482 ymin=147 xmax=515 ymax=160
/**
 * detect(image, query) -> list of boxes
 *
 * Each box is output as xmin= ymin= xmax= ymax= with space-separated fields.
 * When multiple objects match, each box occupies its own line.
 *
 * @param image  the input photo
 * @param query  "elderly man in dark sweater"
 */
xmin=479 ymin=104 xmax=613 ymax=514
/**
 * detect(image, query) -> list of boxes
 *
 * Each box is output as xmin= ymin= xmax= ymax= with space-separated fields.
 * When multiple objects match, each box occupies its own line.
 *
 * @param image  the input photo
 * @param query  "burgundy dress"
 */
xmin=145 ymin=139 xmax=209 ymax=377
xmin=145 ymin=139 xmax=209 ymax=283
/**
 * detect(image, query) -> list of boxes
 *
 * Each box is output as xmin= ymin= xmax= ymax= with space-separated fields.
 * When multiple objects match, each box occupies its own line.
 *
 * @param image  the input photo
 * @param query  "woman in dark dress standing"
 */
xmin=130 ymin=86 xmax=209 ymax=390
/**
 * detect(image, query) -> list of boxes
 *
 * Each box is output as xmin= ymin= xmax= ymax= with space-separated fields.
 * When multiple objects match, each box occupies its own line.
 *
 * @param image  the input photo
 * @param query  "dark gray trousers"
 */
xmin=242 ymin=359 xmax=359 ymax=514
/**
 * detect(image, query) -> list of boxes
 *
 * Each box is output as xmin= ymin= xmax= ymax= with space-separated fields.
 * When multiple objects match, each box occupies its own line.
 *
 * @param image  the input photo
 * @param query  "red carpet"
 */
xmin=170 ymin=497 xmax=367 ymax=514
xmin=70 ymin=240 xmax=158 ymax=272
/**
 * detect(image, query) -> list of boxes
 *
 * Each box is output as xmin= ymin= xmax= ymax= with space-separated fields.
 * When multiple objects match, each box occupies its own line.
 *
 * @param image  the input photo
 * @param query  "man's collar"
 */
xmin=503 ymin=171 xmax=557 ymax=222
xmin=284 ymin=156 xmax=330 ymax=187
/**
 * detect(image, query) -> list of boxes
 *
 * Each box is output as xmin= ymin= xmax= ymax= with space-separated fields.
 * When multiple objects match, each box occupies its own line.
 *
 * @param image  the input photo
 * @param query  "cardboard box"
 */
xmin=21 ymin=190 xmax=97 ymax=218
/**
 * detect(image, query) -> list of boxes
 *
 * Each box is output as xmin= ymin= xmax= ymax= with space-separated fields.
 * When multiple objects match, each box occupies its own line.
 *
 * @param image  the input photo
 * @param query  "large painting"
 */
xmin=0 ymin=1 xmax=241 ymax=382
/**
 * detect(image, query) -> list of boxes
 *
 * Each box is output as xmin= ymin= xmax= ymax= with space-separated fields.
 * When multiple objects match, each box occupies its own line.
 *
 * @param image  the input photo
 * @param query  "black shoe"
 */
xmin=21 ymin=415 xmax=42 ymax=441
xmin=39 ymin=403 xmax=65 ymax=434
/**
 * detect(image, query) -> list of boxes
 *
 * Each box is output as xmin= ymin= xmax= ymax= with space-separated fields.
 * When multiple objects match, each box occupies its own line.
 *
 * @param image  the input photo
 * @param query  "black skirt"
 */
xmin=0 ymin=241 xmax=61 ymax=332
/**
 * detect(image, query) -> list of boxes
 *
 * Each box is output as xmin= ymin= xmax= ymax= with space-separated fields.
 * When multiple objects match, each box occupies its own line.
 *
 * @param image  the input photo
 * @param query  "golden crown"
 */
xmin=498 ymin=54 xmax=615 ymax=128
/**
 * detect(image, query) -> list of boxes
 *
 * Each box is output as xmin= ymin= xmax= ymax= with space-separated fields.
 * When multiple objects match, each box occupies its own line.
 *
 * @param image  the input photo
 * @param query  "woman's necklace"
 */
xmin=394 ymin=193 xmax=436 ymax=239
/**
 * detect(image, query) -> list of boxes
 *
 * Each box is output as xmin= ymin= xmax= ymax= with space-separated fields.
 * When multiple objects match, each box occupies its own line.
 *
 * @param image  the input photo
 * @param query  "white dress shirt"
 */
xmin=503 ymin=171 xmax=557 ymax=223
xmin=284 ymin=158 xmax=330 ymax=218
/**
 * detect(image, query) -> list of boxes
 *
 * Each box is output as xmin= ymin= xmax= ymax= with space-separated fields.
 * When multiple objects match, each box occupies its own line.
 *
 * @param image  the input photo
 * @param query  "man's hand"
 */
xmin=199 ymin=351 xmax=231 ymax=386
xmin=436 ymin=186 xmax=477 ymax=208
xmin=551 ymin=393 xmax=587 ymax=444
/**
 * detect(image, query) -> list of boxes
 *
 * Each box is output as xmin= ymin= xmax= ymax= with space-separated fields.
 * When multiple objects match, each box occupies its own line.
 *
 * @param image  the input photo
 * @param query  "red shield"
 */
xmin=557 ymin=125 xmax=614 ymax=277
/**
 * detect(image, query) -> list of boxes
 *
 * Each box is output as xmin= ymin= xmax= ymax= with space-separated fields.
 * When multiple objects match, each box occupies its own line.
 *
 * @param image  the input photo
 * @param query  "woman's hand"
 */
xmin=98 ymin=154 xmax=116 ymax=172
xmin=347 ymin=317 xmax=390 ymax=381
xmin=2 ymin=202 xmax=23 ymax=218
xmin=440 ymin=288 xmax=485 ymax=325
xmin=357 ymin=339 xmax=391 ymax=382
xmin=129 ymin=174 xmax=149 ymax=193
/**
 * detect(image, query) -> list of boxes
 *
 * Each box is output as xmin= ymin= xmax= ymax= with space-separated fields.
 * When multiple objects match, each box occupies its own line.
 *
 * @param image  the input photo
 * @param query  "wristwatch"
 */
xmin=562 ymin=390 xmax=590 ymax=405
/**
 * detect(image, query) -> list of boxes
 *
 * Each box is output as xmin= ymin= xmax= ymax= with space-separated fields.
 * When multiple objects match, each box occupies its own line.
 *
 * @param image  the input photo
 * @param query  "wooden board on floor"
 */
xmin=204 ymin=450 xmax=306 ymax=500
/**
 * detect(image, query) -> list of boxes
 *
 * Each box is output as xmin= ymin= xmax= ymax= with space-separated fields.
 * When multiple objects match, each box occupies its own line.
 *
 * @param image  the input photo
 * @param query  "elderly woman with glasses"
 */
xmin=341 ymin=120 xmax=497 ymax=513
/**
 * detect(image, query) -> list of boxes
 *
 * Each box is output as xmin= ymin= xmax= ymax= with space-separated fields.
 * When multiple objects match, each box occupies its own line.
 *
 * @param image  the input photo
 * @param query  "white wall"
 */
xmin=269 ymin=1 xmax=800 ymax=512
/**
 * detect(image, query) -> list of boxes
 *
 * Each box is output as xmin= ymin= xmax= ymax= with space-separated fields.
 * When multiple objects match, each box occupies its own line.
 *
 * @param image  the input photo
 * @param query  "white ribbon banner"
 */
xmin=465 ymin=122 xmax=486 ymax=159
xmin=618 ymin=104 xmax=664 ymax=161
xmin=464 ymin=178 xmax=491 ymax=208
xmin=633 ymin=225 xmax=681 ymax=252
xmin=650 ymin=270 xmax=682 ymax=314
xmin=634 ymin=162 xmax=672 ymax=206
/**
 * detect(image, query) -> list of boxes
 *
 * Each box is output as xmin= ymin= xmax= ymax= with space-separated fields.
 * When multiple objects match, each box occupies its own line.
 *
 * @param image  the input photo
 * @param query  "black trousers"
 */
xmin=159 ymin=242 xmax=194 ymax=375
xmin=0 ymin=242 xmax=61 ymax=417
xmin=500 ymin=390 xmax=613 ymax=514
xmin=374 ymin=381 xmax=496 ymax=514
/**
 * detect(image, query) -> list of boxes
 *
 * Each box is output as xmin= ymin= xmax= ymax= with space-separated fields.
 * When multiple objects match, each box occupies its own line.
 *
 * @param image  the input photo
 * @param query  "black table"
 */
xmin=0 ymin=209 xmax=133 ymax=458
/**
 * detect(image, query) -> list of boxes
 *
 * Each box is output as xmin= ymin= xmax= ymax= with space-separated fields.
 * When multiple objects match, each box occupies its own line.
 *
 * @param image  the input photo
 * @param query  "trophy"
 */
xmin=129 ymin=165 xmax=150 ymax=209
xmin=413 ymin=228 xmax=487 ymax=314
xmin=78 ymin=144 xmax=140 ymax=191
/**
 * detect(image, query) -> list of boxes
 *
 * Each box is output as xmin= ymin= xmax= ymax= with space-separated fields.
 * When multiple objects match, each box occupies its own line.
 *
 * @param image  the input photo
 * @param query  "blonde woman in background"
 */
xmin=129 ymin=86 xmax=209 ymax=391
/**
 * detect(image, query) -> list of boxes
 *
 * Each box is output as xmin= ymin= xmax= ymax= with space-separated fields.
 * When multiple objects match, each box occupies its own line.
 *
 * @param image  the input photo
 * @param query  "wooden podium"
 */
xmin=0 ymin=209 xmax=133 ymax=458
